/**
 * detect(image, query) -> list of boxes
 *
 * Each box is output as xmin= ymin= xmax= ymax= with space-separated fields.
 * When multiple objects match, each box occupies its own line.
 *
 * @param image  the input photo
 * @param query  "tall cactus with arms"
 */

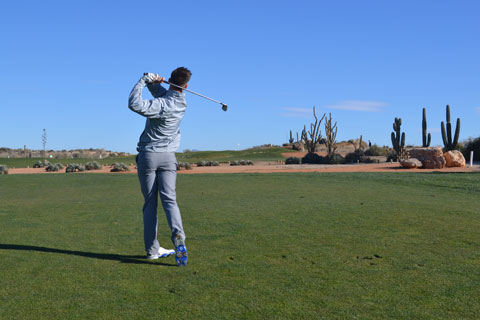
xmin=422 ymin=108 xmax=431 ymax=147
xmin=391 ymin=117 xmax=405 ymax=153
xmin=441 ymin=104 xmax=460 ymax=151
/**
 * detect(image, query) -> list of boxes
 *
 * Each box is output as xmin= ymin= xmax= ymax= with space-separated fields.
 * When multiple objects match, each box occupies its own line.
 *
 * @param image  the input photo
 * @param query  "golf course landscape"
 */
xmin=1 ymin=171 xmax=479 ymax=319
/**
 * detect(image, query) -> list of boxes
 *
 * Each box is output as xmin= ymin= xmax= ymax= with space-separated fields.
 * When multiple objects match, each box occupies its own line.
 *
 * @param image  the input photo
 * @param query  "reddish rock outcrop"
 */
xmin=408 ymin=147 xmax=446 ymax=169
xmin=444 ymin=150 xmax=466 ymax=167
xmin=400 ymin=158 xmax=422 ymax=169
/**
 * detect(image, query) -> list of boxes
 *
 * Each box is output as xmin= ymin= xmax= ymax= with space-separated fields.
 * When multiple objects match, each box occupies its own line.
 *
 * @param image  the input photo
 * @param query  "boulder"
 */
xmin=443 ymin=150 xmax=466 ymax=167
xmin=408 ymin=147 xmax=446 ymax=169
xmin=400 ymin=158 xmax=422 ymax=169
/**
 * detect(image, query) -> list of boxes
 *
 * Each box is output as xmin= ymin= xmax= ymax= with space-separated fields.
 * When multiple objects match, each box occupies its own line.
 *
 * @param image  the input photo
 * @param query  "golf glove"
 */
xmin=143 ymin=73 xmax=160 ymax=83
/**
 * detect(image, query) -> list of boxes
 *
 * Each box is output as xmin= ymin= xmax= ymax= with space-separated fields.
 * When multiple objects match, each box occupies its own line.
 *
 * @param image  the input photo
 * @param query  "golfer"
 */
xmin=128 ymin=67 xmax=191 ymax=266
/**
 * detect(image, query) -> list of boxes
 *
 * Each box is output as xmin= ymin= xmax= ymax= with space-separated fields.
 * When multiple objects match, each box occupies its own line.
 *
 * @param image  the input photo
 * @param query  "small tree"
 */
xmin=41 ymin=129 xmax=47 ymax=158
xmin=301 ymin=106 xmax=325 ymax=154
xmin=324 ymin=113 xmax=337 ymax=157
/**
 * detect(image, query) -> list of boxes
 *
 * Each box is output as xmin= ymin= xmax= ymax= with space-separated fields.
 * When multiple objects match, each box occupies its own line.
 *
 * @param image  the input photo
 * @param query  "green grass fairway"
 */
xmin=1 ymin=173 xmax=479 ymax=319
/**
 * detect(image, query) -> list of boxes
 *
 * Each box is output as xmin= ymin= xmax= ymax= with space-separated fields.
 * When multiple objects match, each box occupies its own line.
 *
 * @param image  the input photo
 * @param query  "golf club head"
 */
xmin=222 ymin=104 xmax=228 ymax=112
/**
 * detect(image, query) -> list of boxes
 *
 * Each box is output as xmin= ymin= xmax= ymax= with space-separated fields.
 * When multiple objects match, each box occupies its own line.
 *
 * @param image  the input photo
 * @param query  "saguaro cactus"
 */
xmin=391 ymin=117 xmax=405 ymax=153
xmin=422 ymin=108 xmax=431 ymax=147
xmin=324 ymin=112 xmax=338 ymax=156
xmin=289 ymin=130 xmax=294 ymax=144
xmin=441 ymin=105 xmax=460 ymax=151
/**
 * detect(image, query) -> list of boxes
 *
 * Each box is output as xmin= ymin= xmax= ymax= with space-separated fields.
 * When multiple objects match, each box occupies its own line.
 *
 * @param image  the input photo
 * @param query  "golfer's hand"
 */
xmin=143 ymin=73 xmax=164 ymax=84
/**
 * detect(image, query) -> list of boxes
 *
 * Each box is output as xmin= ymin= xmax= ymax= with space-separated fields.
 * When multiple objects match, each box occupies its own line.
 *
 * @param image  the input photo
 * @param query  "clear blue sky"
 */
xmin=1 ymin=1 xmax=479 ymax=153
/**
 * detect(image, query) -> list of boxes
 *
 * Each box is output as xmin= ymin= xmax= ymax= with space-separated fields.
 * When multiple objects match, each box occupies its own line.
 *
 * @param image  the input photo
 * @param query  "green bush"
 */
xmin=65 ymin=163 xmax=85 ymax=173
xmin=33 ymin=160 xmax=50 ymax=168
xmin=386 ymin=152 xmax=397 ymax=162
xmin=45 ymin=164 xmax=59 ymax=172
xmin=197 ymin=161 xmax=206 ymax=167
xmin=0 ymin=165 xmax=8 ymax=174
xmin=85 ymin=161 xmax=102 ymax=170
xmin=462 ymin=137 xmax=480 ymax=162
xmin=66 ymin=164 xmax=78 ymax=173
xmin=326 ymin=154 xmax=345 ymax=164
xmin=365 ymin=144 xmax=388 ymax=156
xmin=230 ymin=161 xmax=239 ymax=166
xmin=212 ymin=161 xmax=219 ymax=166
xmin=285 ymin=157 xmax=300 ymax=165
xmin=177 ymin=162 xmax=193 ymax=170
xmin=110 ymin=163 xmax=129 ymax=172
xmin=345 ymin=150 xmax=373 ymax=164
xmin=301 ymin=153 xmax=324 ymax=164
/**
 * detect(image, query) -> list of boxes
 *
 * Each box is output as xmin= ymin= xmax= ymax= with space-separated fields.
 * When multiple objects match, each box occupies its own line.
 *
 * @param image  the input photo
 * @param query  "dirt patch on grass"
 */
xmin=8 ymin=163 xmax=479 ymax=175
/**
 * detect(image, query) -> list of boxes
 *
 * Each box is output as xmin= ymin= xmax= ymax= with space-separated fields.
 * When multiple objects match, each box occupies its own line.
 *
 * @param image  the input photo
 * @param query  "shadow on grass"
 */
xmin=0 ymin=244 xmax=176 ymax=267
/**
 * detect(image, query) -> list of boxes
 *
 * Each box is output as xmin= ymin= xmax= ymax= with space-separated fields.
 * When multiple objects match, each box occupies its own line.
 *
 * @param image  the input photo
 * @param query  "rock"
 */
xmin=408 ymin=147 xmax=446 ymax=169
xmin=443 ymin=150 xmax=466 ymax=167
xmin=400 ymin=158 xmax=422 ymax=168
xmin=292 ymin=142 xmax=304 ymax=151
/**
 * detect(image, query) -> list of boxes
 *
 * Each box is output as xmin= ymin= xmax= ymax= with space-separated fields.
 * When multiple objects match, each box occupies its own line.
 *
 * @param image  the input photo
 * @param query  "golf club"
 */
xmin=144 ymin=73 xmax=228 ymax=111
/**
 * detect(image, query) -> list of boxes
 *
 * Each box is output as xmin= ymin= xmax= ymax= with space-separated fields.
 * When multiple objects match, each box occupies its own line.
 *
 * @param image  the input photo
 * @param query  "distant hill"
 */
xmin=0 ymin=147 xmax=132 ymax=159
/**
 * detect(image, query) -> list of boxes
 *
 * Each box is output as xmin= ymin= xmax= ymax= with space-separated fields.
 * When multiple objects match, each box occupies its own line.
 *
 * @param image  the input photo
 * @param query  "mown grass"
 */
xmin=176 ymin=147 xmax=295 ymax=163
xmin=0 ymin=172 xmax=479 ymax=319
xmin=0 ymin=147 xmax=295 ymax=169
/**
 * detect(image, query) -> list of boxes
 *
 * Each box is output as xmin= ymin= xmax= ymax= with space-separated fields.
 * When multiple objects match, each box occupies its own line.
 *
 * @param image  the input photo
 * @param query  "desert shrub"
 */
xmin=386 ymin=152 xmax=397 ymax=162
xmin=65 ymin=163 xmax=85 ymax=173
xmin=55 ymin=163 xmax=64 ymax=169
xmin=0 ymin=165 xmax=8 ymax=174
xmin=344 ymin=150 xmax=373 ymax=164
xmin=365 ymin=144 xmax=387 ymax=156
xmin=197 ymin=161 xmax=206 ymax=167
xmin=239 ymin=160 xmax=247 ymax=166
xmin=247 ymin=160 xmax=254 ymax=166
xmin=66 ymin=164 xmax=78 ymax=173
xmin=85 ymin=161 xmax=102 ymax=170
xmin=301 ymin=153 xmax=324 ymax=164
xmin=110 ymin=163 xmax=129 ymax=172
xmin=462 ymin=137 xmax=480 ymax=161
xmin=45 ymin=164 xmax=59 ymax=172
xmin=285 ymin=157 xmax=300 ymax=165
xmin=326 ymin=154 xmax=345 ymax=164
xmin=33 ymin=160 xmax=50 ymax=168
xmin=177 ymin=162 xmax=193 ymax=170
xmin=230 ymin=161 xmax=239 ymax=166
xmin=212 ymin=161 xmax=219 ymax=166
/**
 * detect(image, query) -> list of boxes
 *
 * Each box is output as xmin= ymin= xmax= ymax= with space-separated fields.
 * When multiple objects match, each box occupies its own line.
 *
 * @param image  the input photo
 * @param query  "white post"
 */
xmin=470 ymin=151 xmax=474 ymax=167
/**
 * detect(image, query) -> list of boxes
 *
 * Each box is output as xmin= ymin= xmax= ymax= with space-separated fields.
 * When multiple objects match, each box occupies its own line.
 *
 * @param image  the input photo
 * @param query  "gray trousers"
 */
xmin=136 ymin=152 xmax=185 ymax=255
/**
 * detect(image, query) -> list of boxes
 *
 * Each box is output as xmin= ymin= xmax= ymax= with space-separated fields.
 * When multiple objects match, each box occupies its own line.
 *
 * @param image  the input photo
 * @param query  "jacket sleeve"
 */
xmin=128 ymin=78 xmax=166 ymax=118
xmin=147 ymin=83 xmax=167 ymax=98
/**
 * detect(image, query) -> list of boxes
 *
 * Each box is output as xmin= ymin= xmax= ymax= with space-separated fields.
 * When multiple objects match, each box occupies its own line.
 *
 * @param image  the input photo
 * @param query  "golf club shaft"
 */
xmin=164 ymin=80 xmax=224 ymax=105
xmin=143 ymin=73 xmax=224 ymax=106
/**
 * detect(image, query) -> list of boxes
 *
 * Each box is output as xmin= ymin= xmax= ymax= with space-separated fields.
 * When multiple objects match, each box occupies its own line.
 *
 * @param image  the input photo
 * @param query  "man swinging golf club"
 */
xmin=128 ymin=67 xmax=191 ymax=266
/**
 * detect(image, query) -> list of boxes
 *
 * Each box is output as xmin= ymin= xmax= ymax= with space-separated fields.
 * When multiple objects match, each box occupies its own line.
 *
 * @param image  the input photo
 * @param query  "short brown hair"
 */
xmin=169 ymin=67 xmax=192 ymax=86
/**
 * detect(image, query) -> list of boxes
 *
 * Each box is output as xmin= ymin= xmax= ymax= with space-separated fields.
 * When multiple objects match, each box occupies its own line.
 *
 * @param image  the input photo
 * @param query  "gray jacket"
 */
xmin=128 ymin=78 xmax=187 ymax=152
